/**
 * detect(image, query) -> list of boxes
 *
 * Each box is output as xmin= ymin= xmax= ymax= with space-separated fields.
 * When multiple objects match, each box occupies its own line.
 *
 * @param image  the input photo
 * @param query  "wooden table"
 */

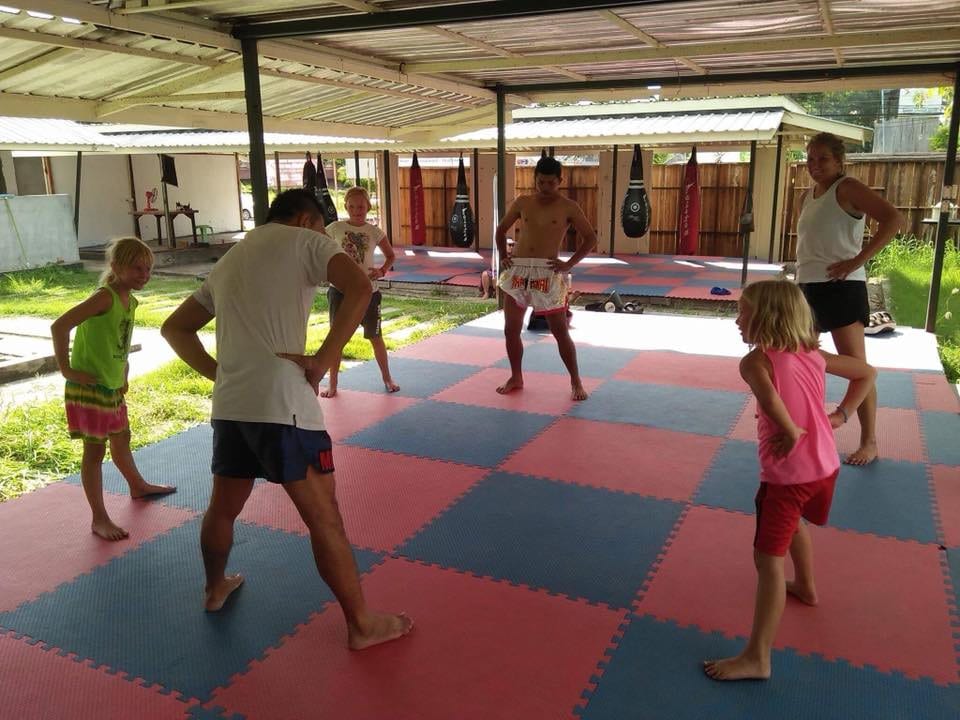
xmin=130 ymin=208 xmax=199 ymax=247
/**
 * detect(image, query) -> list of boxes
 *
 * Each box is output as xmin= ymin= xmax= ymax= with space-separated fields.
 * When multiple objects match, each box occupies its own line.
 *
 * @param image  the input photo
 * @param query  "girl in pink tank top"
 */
xmin=704 ymin=280 xmax=876 ymax=683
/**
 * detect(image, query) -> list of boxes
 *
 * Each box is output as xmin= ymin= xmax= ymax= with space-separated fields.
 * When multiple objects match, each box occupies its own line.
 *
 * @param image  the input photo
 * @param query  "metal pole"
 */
xmin=73 ymin=151 xmax=82 ymax=236
xmin=768 ymin=129 xmax=784 ymax=263
xmin=925 ymin=67 xmax=960 ymax=332
xmin=740 ymin=140 xmax=758 ymax=287
xmin=354 ymin=150 xmax=361 ymax=186
xmin=496 ymin=84 xmax=506 ymax=307
xmin=608 ymin=144 xmax=618 ymax=257
xmin=127 ymin=155 xmax=140 ymax=238
xmin=273 ymin=152 xmax=281 ymax=194
xmin=240 ymin=37 xmax=269 ymax=226
xmin=473 ymin=147 xmax=480 ymax=252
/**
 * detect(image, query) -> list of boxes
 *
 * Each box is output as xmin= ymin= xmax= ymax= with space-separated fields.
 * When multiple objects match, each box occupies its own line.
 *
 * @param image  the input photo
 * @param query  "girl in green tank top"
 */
xmin=51 ymin=237 xmax=176 ymax=541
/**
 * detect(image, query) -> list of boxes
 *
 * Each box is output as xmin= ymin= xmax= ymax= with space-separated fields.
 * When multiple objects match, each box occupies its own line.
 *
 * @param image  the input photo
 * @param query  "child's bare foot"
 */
xmin=205 ymin=574 xmax=244 ymax=612
xmin=703 ymin=654 xmax=771 ymax=681
xmin=349 ymin=611 xmax=414 ymax=650
xmin=786 ymin=580 xmax=818 ymax=606
xmin=496 ymin=376 xmax=523 ymax=395
xmin=131 ymin=482 xmax=177 ymax=499
xmin=320 ymin=387 xmax=337 ymax=398
xmin=384 ymin=380 xmax=400 ymax=393
xmin=91 ymin=519 xmax=129 ymax=541
xmin=844 ymin=440 xmax=878 ymax=466
xmin=571 ymin=382 xmax=588 ymax=401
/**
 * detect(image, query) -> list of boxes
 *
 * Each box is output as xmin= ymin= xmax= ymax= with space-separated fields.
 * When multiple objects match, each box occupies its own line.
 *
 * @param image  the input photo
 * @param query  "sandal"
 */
xmin=865 ymin=310 xmax=896 ymax=335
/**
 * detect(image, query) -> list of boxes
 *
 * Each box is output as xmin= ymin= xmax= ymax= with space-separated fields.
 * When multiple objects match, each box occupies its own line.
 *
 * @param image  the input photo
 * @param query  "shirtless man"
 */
xmin=494 ymin=155 xmax=597 ymax=400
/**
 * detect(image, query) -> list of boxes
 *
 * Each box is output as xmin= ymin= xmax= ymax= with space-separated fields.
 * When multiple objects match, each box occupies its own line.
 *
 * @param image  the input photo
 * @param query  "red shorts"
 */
xmin=754 ymin=471 xmax=838 ymax=556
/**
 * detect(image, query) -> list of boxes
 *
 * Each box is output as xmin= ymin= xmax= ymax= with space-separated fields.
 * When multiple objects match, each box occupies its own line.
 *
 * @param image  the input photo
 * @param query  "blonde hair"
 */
xmin=739 ymin=280 xmax=819 ymax=352
xmin=343 ymin=186 xmax=371 ymax=210
xmin=99 ymin=237 xmax=154 ymax=285
xmin=806 ymin=132 xmax=846 ymax=166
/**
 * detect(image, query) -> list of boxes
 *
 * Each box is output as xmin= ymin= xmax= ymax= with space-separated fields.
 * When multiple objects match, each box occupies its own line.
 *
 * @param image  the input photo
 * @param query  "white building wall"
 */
xmin=0 ymin=195 xmax=79 ymax=272
xmin=49 ymin=154 xmax=134 ymax=248
xmin=131 ymin=154 xmax=241 ymax=242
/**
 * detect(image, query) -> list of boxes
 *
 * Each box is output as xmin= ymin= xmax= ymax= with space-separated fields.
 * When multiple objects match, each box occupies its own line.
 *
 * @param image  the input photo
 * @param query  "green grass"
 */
xmin=868 ymin=236 xmax=960 ymax=382
xmin=0 ymin=265 xmax=492 ymax=501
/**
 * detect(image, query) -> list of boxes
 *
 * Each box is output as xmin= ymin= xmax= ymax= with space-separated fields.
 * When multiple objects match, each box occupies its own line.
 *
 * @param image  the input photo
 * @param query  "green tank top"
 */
xmin=70 ymin=286 xmax=137 ymax=390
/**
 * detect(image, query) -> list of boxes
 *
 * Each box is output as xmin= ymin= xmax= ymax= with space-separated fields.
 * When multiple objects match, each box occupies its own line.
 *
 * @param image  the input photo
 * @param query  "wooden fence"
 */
xmin=399 ymin=157 xmax=955 ymax=258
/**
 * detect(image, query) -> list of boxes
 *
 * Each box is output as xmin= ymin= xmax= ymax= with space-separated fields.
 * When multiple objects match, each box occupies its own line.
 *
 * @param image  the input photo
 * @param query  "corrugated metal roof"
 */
xmin=442 ymin=111 xmax=785 ymax=143
xmin=0 ymin=116 xmax=112 ymax=150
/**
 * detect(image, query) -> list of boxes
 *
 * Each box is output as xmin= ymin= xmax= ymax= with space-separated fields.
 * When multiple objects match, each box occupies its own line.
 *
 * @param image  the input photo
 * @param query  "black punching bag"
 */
xmin=302 ymin=151 xmax=317 ymax=191
xmin=621 ymin=144 xmax=651 ymax=239
xmin=315 ymin=152 xmax=340 ymax=226
xmin=448 ymin=154 xmax=475 ymax=248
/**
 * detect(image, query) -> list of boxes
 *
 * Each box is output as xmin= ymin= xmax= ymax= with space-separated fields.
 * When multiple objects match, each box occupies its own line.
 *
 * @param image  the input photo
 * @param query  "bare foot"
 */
xmin=349 ymin=611 xmax=414 ymax=650
xmin=571 ymin=382 xmax=588 ymax=401
xmin=320 ymin=387 xmax=337 ymax=398
xmin=786 ymin=580 xmax=818 ymax=606
xmin=384 ymin=380 xmax=400 ymax=393
xmin=844 ymin=440 xmax=878 ymax=466
xmin=205 ymin=574 xmax=244 ymax=612
xmin=91 ymin=519 xmax=129 ymax=541
xmin=496 ymin=376 xmax=523 ymax=395
xmin=131 ymin=482 xmax=177 ymax=499
xmin=703 ymin=654 xmax=771 ymax=681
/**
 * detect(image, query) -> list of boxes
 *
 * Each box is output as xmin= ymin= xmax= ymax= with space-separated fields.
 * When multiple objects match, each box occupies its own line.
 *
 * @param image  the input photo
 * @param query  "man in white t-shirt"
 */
xmin=161 ymin=189 xmax=412 ymax=649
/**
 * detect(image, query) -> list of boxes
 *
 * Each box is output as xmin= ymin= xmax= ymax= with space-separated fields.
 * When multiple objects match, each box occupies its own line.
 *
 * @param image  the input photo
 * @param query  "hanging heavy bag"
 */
xmin=315 ymin=152 xmax=340 ymax=226
xmin=409 ymin=151 xmax=426 ymax=246
xmin=448 ymin=154 xmax=475 ymax=248
xmin=677 ymin=145 xmax=701 ymax=255
xmin=302 ymin=151 xmax=317 ymax=191
xmin=621 ymin=144 xmax=651 ymax=238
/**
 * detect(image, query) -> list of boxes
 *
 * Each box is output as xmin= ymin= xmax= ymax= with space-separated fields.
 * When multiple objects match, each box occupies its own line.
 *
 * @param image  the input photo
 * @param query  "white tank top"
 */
xmin=796 ymin=176 xmax=866 ymax=283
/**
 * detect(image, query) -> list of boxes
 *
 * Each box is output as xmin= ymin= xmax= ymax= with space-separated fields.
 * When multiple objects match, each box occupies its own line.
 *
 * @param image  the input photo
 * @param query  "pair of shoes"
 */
xmin=710 ymin=286 xmax=732 ymax=296
xmin=865 ymin=310 xmax=896 ymax=335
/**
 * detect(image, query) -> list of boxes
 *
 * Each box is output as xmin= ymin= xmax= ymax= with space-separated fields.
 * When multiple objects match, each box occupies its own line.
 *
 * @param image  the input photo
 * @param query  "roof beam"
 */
xmin=232 ymin=0 xmax=697 ymax=39
xmin=0 ymin=47 xmax=76 ymax=83
xmin=0 ymin=26 xmax=221 ymax=68
xmin=424 ymin=27 xmax=587 ymax=81
xmin=598 ymin=10 xmax=707 ymax=75
xmin=0 ymin=91 xmax=392 ymax=138
xmin=115 ymin=0 xmax=236 ymax=14
xmin=403 ymin=28 xmax=960 ymax=73
xmin=817 ymin=0 xmax=844 ymax=67
xmin=96 ymin=91 xmax=247 ymax=118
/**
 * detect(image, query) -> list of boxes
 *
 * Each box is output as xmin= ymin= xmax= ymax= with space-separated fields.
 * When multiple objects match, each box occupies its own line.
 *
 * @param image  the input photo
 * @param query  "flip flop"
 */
xmin=865 ymin=310 xmax=896 ymax=335
xmin=710 ymin=286 xmax=732 ymax=296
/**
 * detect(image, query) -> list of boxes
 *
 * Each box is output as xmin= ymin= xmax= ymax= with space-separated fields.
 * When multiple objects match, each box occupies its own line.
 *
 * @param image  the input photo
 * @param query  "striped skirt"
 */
xmin=65 ymin=381 xmax=129 ymax=443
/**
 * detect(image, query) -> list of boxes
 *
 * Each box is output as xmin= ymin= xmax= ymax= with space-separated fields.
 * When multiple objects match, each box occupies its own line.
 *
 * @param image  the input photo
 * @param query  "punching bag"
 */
xmin=409 ymin=152 xmax=426 ymax=246
xmin=621 ymin=144 xmax=651 ymax=239
xmin=677 ymin=145 xmax=701 ymax=255
xmin=315 ymin=152 xmax=339 ymax=226
xmin=302 ymin=151 xmax=317 ymax=191
xmin=448 ymin=153 xmax=475 ymax=248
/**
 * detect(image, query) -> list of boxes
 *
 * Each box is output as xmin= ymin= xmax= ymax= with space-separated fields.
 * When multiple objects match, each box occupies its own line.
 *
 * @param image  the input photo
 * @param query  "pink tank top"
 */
xmin=757 ymin=348 xmax=840 ymax=485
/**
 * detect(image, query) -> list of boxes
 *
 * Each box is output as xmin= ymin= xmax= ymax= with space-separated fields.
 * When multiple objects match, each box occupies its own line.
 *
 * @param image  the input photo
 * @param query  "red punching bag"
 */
xmin=677 ymin=146 xmax=701 ymax=255
xmin=409 ymin=152 xmax=426 ymax=246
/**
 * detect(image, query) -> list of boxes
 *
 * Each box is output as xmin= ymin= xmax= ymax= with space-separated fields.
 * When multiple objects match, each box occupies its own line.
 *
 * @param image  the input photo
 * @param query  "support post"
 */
xmin=354 ymin=150 xmax=361 ymax=186
xmin=241 ymin=37 xmax=269 ymax=226
xmin=382 ymin=149 xmax=392 ymax=235
xmin=496 ymin=85 xmax=507 ymax=307
xmin=73 ymin=151 xmax=82 ymax=236
xmin=768 ymin=128 xmax=784 ymax=263
xmin=926 ymin=67 xmax=960 ymax=333
xmin=740 ymin=140 xmax=758 ymax=287
xmin=608 ymin=144 xmax=618 ymax=257
xmin=473 ymin=147 xmax=480 ymax=252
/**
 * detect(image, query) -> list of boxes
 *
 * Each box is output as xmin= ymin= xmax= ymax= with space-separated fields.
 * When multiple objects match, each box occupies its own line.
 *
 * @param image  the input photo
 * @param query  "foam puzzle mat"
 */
xmin=1 ymin=310 xmax=958 ymax=719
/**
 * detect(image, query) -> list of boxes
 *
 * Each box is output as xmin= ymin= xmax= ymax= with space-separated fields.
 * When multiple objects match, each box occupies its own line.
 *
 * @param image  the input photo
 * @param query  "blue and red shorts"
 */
xmin=211 ymin=419 xmax=335 ymax=483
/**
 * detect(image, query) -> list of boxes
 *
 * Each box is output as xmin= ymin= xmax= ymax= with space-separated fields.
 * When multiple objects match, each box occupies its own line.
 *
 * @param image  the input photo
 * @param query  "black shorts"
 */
xmin=799 ymin=281 xmax=870 ymax=333
xmin=211 ymin=419 xmax=334 ymax=483
xmin=328 ymin=286 xmax=382 ymax=339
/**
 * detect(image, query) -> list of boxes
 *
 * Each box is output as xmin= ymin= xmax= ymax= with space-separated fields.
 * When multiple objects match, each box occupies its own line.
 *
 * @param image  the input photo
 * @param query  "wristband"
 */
xmin=836 ymin=406 xmax=848 ymax=424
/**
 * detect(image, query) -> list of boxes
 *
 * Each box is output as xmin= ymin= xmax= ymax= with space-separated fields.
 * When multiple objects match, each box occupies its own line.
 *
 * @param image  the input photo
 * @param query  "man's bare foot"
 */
xmin=703 ymin=654 xmax=771 ymax=681
xmin=320 ymin=387 xmax=337 ymax=398
xmin=571 ymin=382 xmax=588 ymax=401
xmin=844 ymin=440 xmax=878 ymax=466
xmin=384 ymin=380 xmax=400 ymax=393
xmin=496 ymin=377 xmax=523 ymax=395
xmin=131 ymin=482 xmax=177 ymax=499
xmin=786 ymin=580 xmax=818 ymax=606
xmin=205 ymin=574 xmax=244 ymax=612
xmin=349 ymin=611 xmax=414 ymax=650
xmin=92 ymin=519 xmax=129 ymax=541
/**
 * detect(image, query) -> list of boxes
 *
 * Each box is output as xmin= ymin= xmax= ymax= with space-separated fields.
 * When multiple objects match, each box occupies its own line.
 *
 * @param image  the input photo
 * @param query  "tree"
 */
xmin=930 ymin=86 xmax=954 ymax=151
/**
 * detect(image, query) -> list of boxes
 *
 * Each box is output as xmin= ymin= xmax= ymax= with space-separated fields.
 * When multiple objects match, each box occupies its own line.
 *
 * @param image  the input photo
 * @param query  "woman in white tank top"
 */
xmin=796 ymin=132 xmax=902 ymax=465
